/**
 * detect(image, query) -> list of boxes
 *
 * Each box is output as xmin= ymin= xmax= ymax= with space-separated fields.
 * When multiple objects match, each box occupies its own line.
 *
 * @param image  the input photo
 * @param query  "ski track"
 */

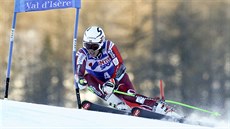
xmin=0 ymin=99 xmax=228 ymax=129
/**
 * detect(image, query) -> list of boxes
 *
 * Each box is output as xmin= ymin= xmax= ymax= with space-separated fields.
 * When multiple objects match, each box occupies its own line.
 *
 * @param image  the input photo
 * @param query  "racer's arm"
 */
xmin=103 ymin=43 xmax=126 ymax=94
xmin=108 ymin=44 xmax=126 ymax=81
xmin=75 ymin=49 xmax=87 ymax=89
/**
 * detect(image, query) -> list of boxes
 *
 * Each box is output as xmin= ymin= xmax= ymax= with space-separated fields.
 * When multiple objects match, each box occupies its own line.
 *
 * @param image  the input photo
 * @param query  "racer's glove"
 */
xmin=76 ymin=76 xmax=87 ymax=90
xmin=102 ymin=78 xmax=116 ymax=94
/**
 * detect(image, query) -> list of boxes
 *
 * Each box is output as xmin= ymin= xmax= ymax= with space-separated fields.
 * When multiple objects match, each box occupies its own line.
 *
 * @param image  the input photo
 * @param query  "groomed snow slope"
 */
xmin=0 ymin=99 xmax=228 ymax=129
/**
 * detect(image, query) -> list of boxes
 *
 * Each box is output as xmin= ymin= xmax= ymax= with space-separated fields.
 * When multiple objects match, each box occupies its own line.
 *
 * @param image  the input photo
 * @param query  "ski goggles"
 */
xmin=83 ymin=42 xmax=101 ymax=51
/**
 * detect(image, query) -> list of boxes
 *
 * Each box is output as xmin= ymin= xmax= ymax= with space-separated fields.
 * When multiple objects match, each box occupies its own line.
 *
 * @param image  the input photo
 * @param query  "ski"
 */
xmin=131 ymin=107 xmax=214 ymax=127
xmin=82 ymin=100 xmax=130 ymax=115
xmin=82 ymin=100 xmax=214 ymax=127
xmin=131 ymin=107 xmax=185 ymax=123
xmin=82 ymin=101 xmax=184 ymax=123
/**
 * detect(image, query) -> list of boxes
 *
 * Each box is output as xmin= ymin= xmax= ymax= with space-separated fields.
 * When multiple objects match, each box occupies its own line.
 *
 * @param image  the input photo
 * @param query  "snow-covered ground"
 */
xmin=0 ymin=99 xmax=228 ymax=129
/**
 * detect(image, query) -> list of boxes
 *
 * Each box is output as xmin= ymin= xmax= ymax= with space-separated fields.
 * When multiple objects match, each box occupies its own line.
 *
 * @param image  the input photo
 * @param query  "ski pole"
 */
xmin=165 ymin=100 xmax=221 ymax=117
xmin=114 ymin=90 xmax=135 ymax=97
xmin=113 ymin=90 xmax=221 ymax=117
xmin=87 ymin=86 xmax=136 ymax=97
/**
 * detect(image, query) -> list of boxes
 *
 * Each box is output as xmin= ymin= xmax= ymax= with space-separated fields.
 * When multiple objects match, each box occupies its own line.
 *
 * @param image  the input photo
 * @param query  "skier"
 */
xmin=75 ymin=26 xmax=175 ymax=116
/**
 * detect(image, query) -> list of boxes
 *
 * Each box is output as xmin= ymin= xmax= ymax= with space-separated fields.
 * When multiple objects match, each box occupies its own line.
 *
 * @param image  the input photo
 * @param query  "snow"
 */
xmin=0 ymin=99 xmax=228 ymax=129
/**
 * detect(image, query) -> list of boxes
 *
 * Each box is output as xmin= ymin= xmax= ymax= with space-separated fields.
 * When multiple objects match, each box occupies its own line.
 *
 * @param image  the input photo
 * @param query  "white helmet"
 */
xmin=83 ymin=26 xmax=105 ymax=51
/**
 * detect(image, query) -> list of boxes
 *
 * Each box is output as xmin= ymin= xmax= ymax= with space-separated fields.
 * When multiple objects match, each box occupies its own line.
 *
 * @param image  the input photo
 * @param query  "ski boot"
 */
xmin=106 ymin=94 xmax=131 ymax=111
xmin=152 ymin=100 xmax=182 ymax=118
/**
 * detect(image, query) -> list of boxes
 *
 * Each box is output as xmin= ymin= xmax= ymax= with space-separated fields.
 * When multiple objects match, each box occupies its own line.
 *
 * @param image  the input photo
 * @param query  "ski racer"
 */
xmin=75 ymin=26 xmax=176 ymax=116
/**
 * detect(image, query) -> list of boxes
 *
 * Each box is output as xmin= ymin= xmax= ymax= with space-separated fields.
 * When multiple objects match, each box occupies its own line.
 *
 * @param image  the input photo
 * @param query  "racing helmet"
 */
xmin=83 ymin=26 xmax=105 ymax=51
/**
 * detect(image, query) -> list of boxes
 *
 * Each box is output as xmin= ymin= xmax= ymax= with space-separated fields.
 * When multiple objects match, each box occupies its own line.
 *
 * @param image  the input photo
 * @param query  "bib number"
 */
xmin=104 ymin=72 xmax=111 ymax=79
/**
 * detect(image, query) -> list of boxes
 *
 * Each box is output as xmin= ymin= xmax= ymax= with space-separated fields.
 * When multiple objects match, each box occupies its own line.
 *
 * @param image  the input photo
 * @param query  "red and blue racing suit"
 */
xmin=75 ymin=40 xmax=159 ymax=110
